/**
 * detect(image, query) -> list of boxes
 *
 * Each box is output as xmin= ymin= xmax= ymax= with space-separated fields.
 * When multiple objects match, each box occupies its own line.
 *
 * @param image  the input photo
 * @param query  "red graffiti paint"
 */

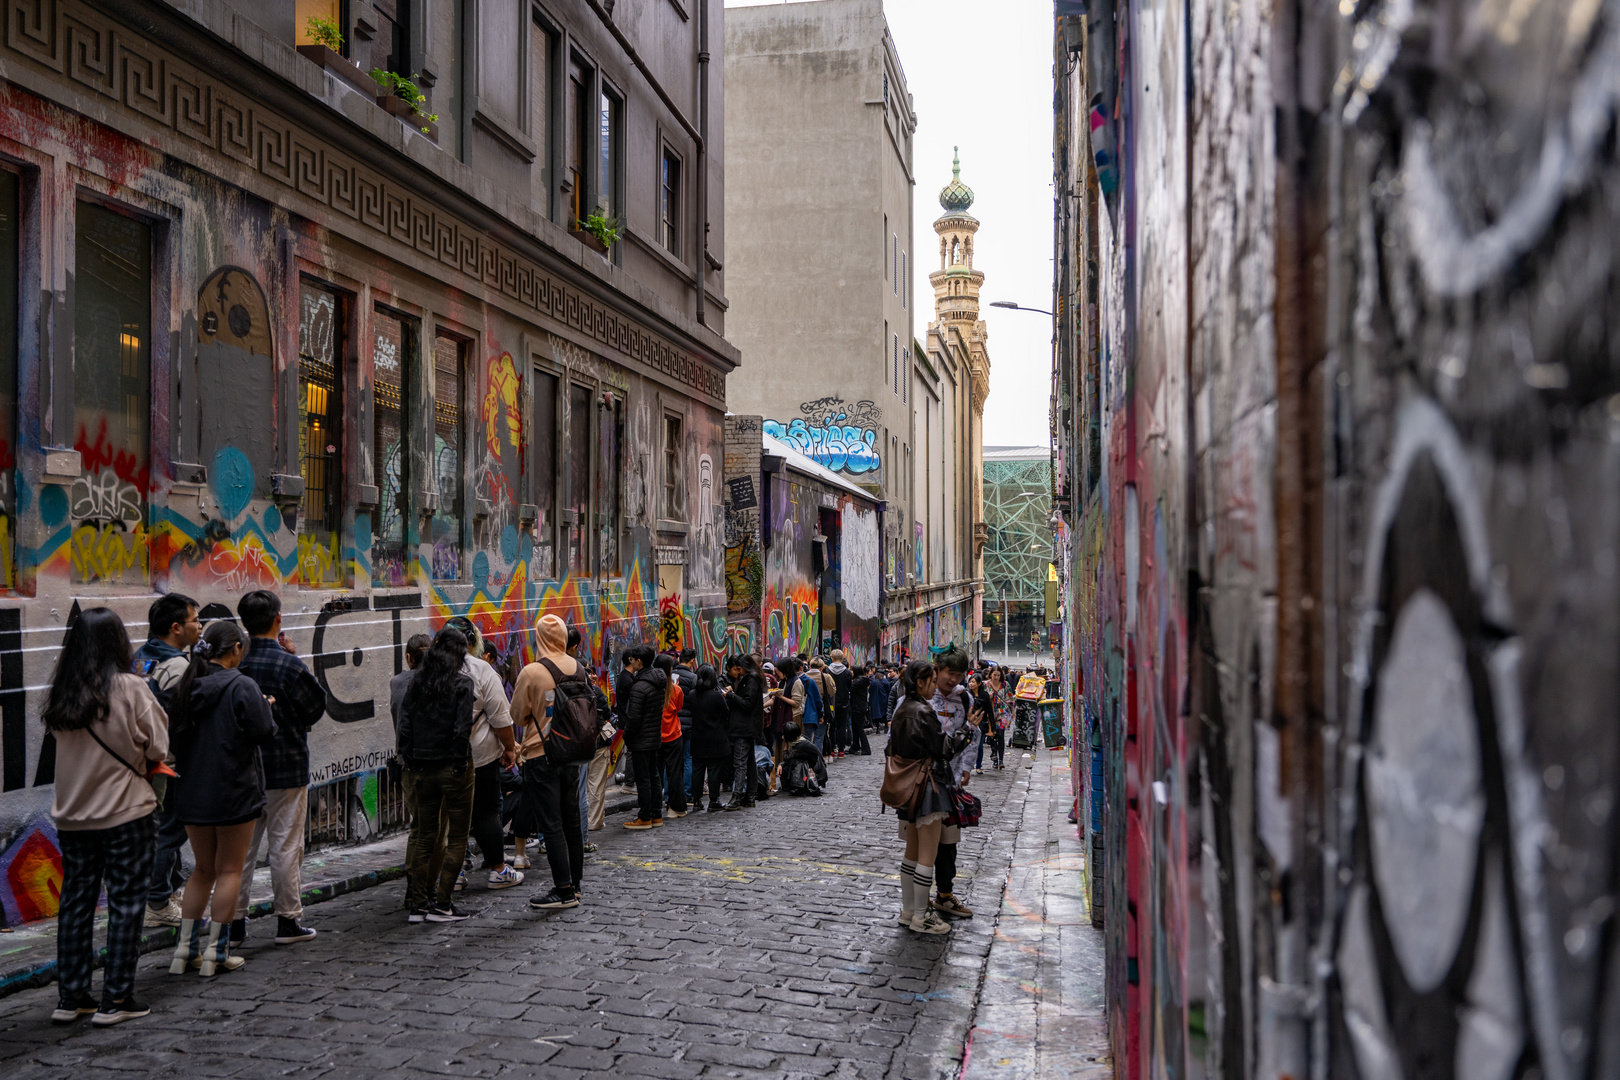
xmin=74 ymin=419 xmax=150 ymax=495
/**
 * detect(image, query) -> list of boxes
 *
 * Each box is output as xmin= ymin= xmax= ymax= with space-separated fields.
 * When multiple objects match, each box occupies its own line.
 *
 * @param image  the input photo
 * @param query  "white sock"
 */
xmin=900 ymin=860 xmax=918 ymax=913
xmin=913 ymin=865 xmax=935 ymax=916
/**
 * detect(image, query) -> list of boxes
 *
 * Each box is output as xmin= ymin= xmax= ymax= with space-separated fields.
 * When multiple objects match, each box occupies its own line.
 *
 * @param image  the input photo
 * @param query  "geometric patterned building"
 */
xmin=982 ymin=446 xmax=1052 ymax=655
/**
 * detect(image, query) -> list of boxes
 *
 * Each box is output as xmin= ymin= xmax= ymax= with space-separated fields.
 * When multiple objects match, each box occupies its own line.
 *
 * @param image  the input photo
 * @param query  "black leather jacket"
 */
xmin=888 ymin=695 xmax=972 ymax=785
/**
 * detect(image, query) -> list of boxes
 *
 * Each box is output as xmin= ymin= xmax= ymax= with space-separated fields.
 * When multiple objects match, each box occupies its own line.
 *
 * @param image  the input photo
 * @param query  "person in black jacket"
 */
xmin=826 ymin=650 xmax=854 ymax=757
xmin=780 ymin=722 xmax=829 ymax=795
xmin=869 ymin=668 xmax=893 ymax=733
xmin=685 ymin=666 xmax=731 ymax=811
xmin=887 ymin=660 xmax=968 ymax=935
xmin=722 ymin=656 xmax=765 ymax=810
xmin=620 ymin=645 xmax=667 ymax=829
xmin=397 ymin=627 xmax=478 ymax=923
xmin=849 ymin=665 xmax=872 ymax=756
xmin=167 ymin=620 xmax=277 ymax=976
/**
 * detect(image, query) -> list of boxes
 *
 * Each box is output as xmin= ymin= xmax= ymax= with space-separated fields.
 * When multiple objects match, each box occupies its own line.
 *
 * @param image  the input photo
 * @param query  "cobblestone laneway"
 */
xmin=0 ymin=745 xmax=1055 ymax=1080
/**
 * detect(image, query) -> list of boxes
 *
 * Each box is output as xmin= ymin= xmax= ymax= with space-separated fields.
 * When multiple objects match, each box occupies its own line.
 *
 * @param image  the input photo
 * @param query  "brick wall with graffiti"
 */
xmin=0 ymin=82 xmax=736 ymax=925
xmin=1059 ymin=0 xmax=1620 ymax=1070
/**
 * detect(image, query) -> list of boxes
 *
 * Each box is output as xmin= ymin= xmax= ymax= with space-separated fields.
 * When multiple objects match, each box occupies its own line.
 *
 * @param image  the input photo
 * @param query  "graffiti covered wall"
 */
xmin=0 ymin=53 xmax=736 ymax=922
xmin=1058 ymin=0 xmax=1620 ymax=1070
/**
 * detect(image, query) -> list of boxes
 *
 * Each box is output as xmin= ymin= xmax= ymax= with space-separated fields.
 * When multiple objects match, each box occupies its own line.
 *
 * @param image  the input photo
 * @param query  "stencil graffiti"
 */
xmin=763 ymin=418 xmax=881 ymax=475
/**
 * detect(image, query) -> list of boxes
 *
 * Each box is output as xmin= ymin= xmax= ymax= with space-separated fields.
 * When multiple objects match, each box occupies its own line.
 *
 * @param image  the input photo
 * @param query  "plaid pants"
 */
xmin=58 ymin=814 xmax=155 ymax=1004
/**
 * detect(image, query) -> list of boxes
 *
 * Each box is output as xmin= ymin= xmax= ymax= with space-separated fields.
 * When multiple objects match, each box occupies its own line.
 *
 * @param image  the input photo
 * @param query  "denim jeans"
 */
xmin=146 ymin=784 xmax=190 ymax=906
xmin=732 ymin=736 xmax=754 ymax=796
xmin=803 ymin=723 xmax=821 ymax=754
xmin=403 ymin=760 xmax=474 ymax=909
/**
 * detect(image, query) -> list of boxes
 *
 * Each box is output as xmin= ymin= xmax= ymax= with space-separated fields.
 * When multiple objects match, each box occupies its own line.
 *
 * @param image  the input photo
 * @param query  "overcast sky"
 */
xmin=725 ymin=0 xmax=1054 ymax=449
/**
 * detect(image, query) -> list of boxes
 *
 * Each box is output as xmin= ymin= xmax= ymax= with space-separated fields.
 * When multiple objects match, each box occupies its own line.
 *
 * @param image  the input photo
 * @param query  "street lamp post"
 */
xmin=989 ymin=300 xmax=1057 ymax=317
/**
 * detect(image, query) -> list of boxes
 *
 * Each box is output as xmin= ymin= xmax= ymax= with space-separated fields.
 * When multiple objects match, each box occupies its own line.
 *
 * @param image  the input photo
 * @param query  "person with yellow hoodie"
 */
xmin=510 ymin=615 xmax=587 ymax=910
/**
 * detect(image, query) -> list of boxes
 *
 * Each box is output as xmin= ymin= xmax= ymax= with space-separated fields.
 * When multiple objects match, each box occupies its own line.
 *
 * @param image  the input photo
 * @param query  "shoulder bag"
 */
xmin=879 ymin=749 xmax=930 ymax=813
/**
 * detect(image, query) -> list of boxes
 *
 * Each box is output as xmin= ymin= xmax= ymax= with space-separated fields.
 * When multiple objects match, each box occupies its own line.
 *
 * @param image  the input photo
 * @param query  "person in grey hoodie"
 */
xmin=166 ymin=620 xmax=278 ymax=978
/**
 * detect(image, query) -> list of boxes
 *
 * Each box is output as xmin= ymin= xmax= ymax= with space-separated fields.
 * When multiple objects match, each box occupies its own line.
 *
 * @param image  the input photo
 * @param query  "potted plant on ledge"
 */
xmin=370 ymin=69 xmax=439 ymax=141
xmin=571 ymin=210 xmax=621 ymax=255
xmin=296 ymin=17 xmax=379 ymax=97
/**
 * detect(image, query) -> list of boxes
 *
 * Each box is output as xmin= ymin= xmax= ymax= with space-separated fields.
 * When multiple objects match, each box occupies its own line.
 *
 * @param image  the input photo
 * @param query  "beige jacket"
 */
xmin=51 ymin=673 xmax=170 ymax=831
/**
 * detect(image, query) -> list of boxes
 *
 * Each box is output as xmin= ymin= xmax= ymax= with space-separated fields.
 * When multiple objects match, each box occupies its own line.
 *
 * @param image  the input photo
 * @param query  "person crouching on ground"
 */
xmin=510 ymin=614 xmax=586 ymax=910
xmin=46 ymin=607 xmax=171 ymax=1026
xmin=888 ymin=660 xmax=956 ymax=935
xmin=167 ymin=619 xmax=278 ymax=977
xmin=621 ymin=645 xmax=667 ymax=829
xmin=397 ymin=627 xmax=478 ymax=923
xmin=686 ymin=664 xmax=731 ymax=811
xmin=779 ymin=722 xmax=829 ymax=796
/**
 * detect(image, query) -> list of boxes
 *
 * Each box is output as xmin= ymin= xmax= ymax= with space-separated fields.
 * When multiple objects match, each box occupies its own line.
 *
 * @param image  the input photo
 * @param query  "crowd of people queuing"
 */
xmin=40 ymin=585 xmax=1029 ymax=1026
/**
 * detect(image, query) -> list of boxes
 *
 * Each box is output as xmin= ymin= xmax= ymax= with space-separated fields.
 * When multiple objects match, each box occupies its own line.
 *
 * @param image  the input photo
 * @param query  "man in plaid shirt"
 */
xmin=233 ymin=590 xmax=328 ymax=945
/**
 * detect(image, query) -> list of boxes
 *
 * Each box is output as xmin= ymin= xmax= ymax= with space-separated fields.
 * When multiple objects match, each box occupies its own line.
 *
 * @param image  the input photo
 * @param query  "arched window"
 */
xmin=951 ymin=239 xmax=960 ymax=265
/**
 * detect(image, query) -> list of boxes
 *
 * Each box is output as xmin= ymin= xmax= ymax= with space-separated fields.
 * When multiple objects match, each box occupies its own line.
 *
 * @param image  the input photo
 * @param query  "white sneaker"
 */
xmin=488 ymin=866 xmax=525 ymax=889
xmin=143 ymin=897 xmax=182 ymax=928
xmin=512 ymin=855 xmax=531 ymax=870
xmin=453 ymin=870 xmax=467 ymax=892
xmin=909 ymin=912 xmax=952 ymax=935
xmin=897 ymin=910 xmax=915 ymax=926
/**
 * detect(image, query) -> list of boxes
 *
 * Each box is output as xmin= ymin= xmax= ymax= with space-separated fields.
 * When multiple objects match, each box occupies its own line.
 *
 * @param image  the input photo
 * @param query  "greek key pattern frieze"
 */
xmin=1 ymin=0 xmax=725 ymax=400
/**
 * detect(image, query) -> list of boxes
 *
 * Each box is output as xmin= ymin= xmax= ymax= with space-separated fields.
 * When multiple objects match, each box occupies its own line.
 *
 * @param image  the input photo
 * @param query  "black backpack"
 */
xmin=537 ymin=658 xmax=609 ymax=764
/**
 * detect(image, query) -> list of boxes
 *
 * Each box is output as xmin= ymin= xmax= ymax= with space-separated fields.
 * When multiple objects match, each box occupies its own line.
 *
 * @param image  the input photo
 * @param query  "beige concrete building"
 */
xmin=724 ymin=0 xmax=915 ymax=550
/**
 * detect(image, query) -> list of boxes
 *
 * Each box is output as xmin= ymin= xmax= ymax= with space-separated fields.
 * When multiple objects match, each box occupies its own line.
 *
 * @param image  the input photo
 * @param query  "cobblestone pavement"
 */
xmin=0 ymin=741 xmax=1066 ymax=1080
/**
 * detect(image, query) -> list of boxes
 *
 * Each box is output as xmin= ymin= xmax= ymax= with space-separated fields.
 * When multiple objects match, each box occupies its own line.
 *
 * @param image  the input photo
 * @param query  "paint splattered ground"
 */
xmin=0 ymin=748 xmax=1105 ymax=1079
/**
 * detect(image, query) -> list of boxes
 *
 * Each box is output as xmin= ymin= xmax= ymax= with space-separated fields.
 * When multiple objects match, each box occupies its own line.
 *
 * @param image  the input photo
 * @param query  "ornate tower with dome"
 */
xmin=923 ymin=147 xmax=992 ymax=606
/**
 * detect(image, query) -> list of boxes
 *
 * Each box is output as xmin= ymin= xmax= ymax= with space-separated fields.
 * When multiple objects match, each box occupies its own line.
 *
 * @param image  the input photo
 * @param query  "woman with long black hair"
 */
xmin=45 ymin=607 xmax=170 ymax=1025
xmin=166 ymin=619 xmax=277 ymax=977
xmin=722 ymin=655 xmax=764 ymax=809
xmin=397 ymin=626 xmax=478 ymax=922
xmin=886 ymin=659 xmax=963 ymax=935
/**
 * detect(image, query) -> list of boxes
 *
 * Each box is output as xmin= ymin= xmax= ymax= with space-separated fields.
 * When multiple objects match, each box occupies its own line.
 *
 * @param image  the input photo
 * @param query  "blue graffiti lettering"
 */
xmin=763 ymin=419 xmax=882 ymax=475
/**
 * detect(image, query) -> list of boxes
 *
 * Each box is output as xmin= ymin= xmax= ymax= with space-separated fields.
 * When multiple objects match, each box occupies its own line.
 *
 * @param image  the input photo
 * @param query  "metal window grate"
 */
xmin=304 ymin=763 xmax=409 ymax=847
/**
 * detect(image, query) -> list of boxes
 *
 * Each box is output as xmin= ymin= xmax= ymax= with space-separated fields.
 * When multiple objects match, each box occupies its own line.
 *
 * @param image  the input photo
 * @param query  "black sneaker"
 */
xmin=425 ymin=903 xmax=475 ymax=923
xmin=51 ymin=993 xmax=98 ymax=1024
xmin=407 ymin=905 xmax=429 ymax=924
xmin=229 ymin=918 xmax=246 ymax=946
xmin=275 ymin=917 xmax=317 ymax=944
xmin=528 ymin=889 xmax=579 ymax=910
xmin=91 ymin=993 xmax=151 ymax=1026
xmin=707 ymin=802 xmax=723 ymax=812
